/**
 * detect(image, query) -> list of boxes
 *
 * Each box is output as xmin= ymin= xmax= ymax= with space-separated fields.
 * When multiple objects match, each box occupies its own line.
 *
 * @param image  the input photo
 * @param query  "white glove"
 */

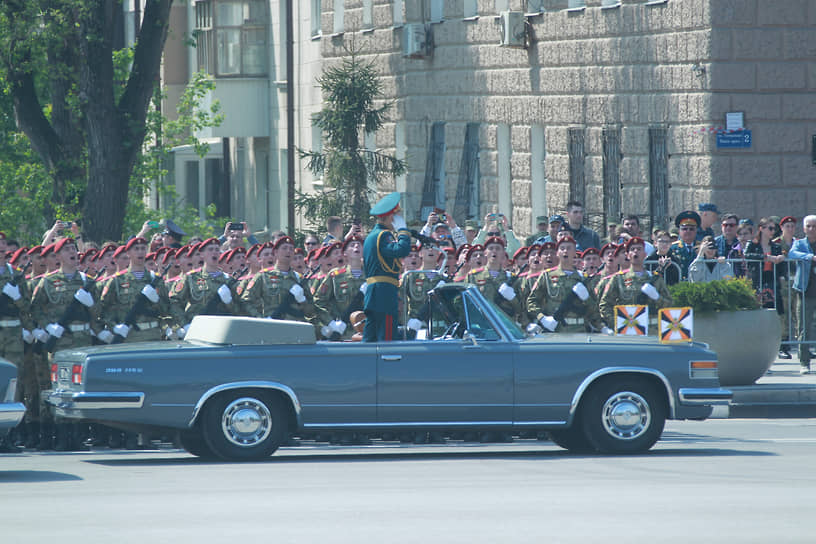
xmin=407 ymin=318 xmax=424 ymax=331
xmin=141 ymin=284 xmax=160 ymax=303
xmin=640 ymin=283 xmax=660 ymax=301
xmin=359 ymin=283 xmax=368 ymax=295
xmin=321 ymin=325 xmax=332 ymax=339
xmin=329 ymin=319 xmax=347 ymax=335
xmin=97 ymin=330 xmax=114 ymax=344
xmin=539 ymin=315 xmax=558 ymax=332
xmin=177 ymin=324 xmax=191 ymax=339
xmin=435 ymin=280 xmax=446 ymax=289
xmin=601 ymin=326 xmax=614 ymax=335
xmin=217 ymin=284 xmax=233 ymax=304
xmin=289 ymin=283 xmax=306 ymax=303
xmin=113 ymin=323 xmax=130 ymax=338
xmin=22 ymin=329 xmax=34 ymax=344
xmin=571 ymin=282 xmax=589 ymax=302
xmin=33 ymin=328 xmax=49 ymax=343
xmin=46 ymin=323 xmax=65 ymax=338
xmin=2 ymin=282 xmax=21 ymax=301
xmin=498 ymin=283 xmax=516 ymax=301
xmin=525 ymin=323 xmax=542 ymax=335
xmin=74 ymin=288 xmax=94 ymax=307
xmin=164 ymin=327 xmax=175 ymax=340
xmin=391 ymin=213 xmax=407 ymax=231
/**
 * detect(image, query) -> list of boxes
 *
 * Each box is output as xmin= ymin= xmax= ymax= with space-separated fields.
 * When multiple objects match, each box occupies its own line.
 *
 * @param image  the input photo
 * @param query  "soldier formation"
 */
xmin=0 ymin=202 xmax=810 ymax=451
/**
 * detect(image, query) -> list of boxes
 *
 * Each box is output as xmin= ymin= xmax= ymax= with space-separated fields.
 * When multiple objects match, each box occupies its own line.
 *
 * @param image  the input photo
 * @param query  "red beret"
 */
xmin=125 ymin=236 xmax=148 ymax=251
xmin=465 ymin=244 xmax=484 ymax=261
xmin=343 ymin=235 xmax=364 ymax=251
xmin=218 ymin=250 xmax=230 ymax=263
xmin=512 ymin=247 xmax=528 ymax=261
xmin=161 ymin=249 xmax=177 ymax=265
xmin=625 ymin=237 xmax=645 ymax=250
xmin=484 ymin=236 xmax=506 ymax=248
xmin=780 ymin=216 xmax=796 ymax=226
xmin=9 ymin=247 xmax=28 ymax=265
xmin=112 ymin=245 xmax=128 ymax=259
xmin=581 ymin=247 xmax=600 ymax=257
xmin=293 ymin=247 xmax=305 ymax=256
xmin=455 ymin=244 xmax=471 ymax=260
xmin=538 ymin=241 xmax=556 ymax=251
xmin=600 ymin=243 xmax=617 ymax=256
xmin=306 ymin=247 xmax=320 ymax=262
xmin=27 ymin=245 xmax=44 ymax=256
xmin=198 ymin=237 xmax=220 ymax=251
xmin=556 ymin=236 xmax=576 ymax=249
xmin=53 ymin=237 xmax=77 ymax=253
xmin=246 ymin=243 xmax=262 ymax=258
xmin=273 ymin=236 xmax=295 ymax=250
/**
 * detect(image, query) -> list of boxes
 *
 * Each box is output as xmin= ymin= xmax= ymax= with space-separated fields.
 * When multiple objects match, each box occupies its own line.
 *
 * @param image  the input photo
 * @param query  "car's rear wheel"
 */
xmin=547 ymin=427 xmax=594 ymax=453
xmin=580 ymin=378 xmax=666 ymax=454
xmin=202 ymin=392 xmax=288 ymax=461
xmin=179 ymin=430 xmax=217 ymax=459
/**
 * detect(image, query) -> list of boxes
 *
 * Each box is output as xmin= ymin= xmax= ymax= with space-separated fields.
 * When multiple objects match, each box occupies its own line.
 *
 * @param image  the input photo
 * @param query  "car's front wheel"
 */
xmin=547 ymin=426 xmax=594 ymax=453
xmin=580 ymin=378 xmax=666 ymax=454
xmin=202 ymin=392 xmax=288 ymax=461
xmin=179 ymin=430 xmax=217 ymax=459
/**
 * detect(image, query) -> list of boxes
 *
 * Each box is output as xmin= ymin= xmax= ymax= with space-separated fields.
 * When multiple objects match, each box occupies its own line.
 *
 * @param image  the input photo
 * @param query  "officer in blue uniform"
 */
xmin=363 ymin=192 xmax=413 ymax=342
xmin=671 ymin=210 xmax=701 ymax=279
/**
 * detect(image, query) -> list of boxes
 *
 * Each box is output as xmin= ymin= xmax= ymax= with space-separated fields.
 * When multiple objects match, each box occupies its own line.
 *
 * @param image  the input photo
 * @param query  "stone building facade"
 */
xmin=160 ymin=0 xmax=816 ymax=238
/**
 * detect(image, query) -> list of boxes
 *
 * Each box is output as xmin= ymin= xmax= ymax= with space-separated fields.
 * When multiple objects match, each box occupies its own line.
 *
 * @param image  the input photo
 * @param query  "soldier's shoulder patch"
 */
xmin=236 ymin=284 xmax=244 ymax=295
xmin=173 ymin=279 xmax=185 ymax=293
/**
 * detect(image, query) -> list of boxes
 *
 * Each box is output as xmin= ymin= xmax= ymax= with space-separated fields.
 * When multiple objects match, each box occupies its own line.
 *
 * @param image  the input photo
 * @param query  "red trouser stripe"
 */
xmin=385 ymin=314 xmax=393 ymax=341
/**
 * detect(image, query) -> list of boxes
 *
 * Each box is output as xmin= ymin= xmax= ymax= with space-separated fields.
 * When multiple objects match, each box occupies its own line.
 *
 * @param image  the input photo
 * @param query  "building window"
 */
xmin=526 ymin=0 xmax=545 ymax=14
xmin=497 ymin=124 xmax=511 ymax=217
xmin=311 ymin=0 xmax=322 ymax=37
xmin=333 ymin=0 xmax=344 ymax=34
xmin=421 ymin=122 xmax=446 ymax=221
xmin=195 ymin=0 xmax=268 ymax=77
xmin=362 ymin=0 xmax=373 ymax=30
xmin=464 ymin=0 xmax=478 ymax=19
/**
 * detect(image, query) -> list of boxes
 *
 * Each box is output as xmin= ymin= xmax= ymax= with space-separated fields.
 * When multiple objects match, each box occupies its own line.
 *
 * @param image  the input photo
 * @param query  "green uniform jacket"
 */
xmin=240 ymin=267 xmax=314 ymax=321
xmin=169 ymin=268 xmax=240 ymax=327
xmin=467 ymin=267 xmax=523 ymax=324
xmin=313 ymin=265 xmax=366 ymax=337
xmin=31 ymin=270 xmax=100 ymax=350
xmin=526 ymin=266 xmax=603 ymax=332
xmin=100 ymin=268 xmax=171 ymax=342
xmin=598 ymin=269 xmax=672 ymax=330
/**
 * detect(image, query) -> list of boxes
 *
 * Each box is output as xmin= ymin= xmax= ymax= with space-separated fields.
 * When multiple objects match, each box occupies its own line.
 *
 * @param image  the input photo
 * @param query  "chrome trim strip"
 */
xmin=569 ymin=367 xmax=676 ymax=422
xmin=47 ymin=391 xmax=145 ymax=410
xmin=678 ymin=387 xmax=732 ymax=405
xmin=0 ymin=402 xmax=26 ymax=428
xmin=189 ymin=381 xmax=302 ymax=428
xmin=151 ymin=403 xmax=196 ymax=407
xmin=302 ymin=420 xmax=567 ymax=429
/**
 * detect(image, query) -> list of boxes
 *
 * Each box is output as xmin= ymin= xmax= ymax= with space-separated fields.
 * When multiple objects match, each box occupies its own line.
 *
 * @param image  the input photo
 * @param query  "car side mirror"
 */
xmin=462 ymin=331 xmax=478 ymax=347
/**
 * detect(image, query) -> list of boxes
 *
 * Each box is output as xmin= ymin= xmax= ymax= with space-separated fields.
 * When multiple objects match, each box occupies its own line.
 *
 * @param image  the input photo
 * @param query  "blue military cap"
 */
xmin=161 ymin=219 xmax=187 ymax=238
xmin=697 ymin=203 xmax=720 ymax=214
xmin=675 ymin=210 xmax=701 ymax=228
xmin=549 ymin=214 xmax=565 ymax=224
xmin=369 ymin=191 xmax=401 ymax=217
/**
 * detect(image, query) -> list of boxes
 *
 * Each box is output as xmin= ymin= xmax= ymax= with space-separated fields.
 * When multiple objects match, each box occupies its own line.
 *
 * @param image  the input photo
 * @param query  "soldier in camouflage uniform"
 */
xmin=169 ymin=238 xmax=242 ymax=337
xmin=467 ymin=237 xmax=524 ymax=325
xmin=594 ymin=243 xmax=624 ymax=297
xmin=399 ymin=241 xmax=446 ymax=335
xmin=240 ymin=236 xmax=314 ymax=322
xmin=581 ymin=247 xmax=603 ymax=295
xmin=599 ymin=237 xmax=673 ymax=333
xmin=526 ymin=237 xmax=607 ymax=334
xmin=314 ymin=236 xmax=367 ymax=340
xmin=0 ymin=234 xmax=32 ymax=450
xmin=30 ymin=237 xmax=100 ymax=450
xmin=98 ymin=237 xmax=171 ymax=345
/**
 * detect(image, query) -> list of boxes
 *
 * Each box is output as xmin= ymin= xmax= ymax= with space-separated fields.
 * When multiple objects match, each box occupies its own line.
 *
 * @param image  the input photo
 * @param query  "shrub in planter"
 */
xmin=669 ymin=278 xmax=776 ymax=386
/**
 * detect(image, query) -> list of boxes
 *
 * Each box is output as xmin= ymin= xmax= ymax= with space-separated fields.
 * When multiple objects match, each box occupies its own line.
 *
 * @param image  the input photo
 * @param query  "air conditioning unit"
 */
xmin=402 ymin=23 xmax=427 ymax=58
xmin=499 ymin=11 xmax=527 ymax=48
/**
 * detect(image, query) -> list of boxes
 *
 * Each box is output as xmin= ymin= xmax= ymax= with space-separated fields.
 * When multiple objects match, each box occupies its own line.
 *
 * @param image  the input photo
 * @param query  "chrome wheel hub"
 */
xmin=601 ymin=391 xmax=650 ymax=440
xmin=222 ymin=397 xmax=272 ymax=447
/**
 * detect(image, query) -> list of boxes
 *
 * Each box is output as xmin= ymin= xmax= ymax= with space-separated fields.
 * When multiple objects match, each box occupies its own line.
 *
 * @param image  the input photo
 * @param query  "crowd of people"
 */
xmin=1 ymin=201 xmax=815 ymax=452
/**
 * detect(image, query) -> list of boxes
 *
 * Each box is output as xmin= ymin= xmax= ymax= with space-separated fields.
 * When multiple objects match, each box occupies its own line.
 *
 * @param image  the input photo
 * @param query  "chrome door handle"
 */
xmin=381 ymin=355 xmax=402 ymax=361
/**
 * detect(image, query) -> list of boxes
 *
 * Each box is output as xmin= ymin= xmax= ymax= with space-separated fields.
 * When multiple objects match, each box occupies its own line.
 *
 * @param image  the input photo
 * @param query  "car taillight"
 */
xmin=50 ymin=363 xmax=58 ymax=383
xmin=690 ymin=360 xmax=718 ymax=379
xmin=72 ymin=364 xmax=83 ymax=385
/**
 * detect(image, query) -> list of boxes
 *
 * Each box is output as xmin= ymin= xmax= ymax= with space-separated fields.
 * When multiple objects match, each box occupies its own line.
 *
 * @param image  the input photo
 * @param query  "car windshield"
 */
xmin=469 ymin=288 xmax=526 ymax=340
xmin=426 ymin=287 xmax=525 ymax=341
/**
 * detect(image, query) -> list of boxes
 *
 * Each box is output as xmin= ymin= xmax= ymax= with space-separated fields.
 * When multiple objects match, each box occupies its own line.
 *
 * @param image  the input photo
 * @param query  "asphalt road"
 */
xmin=2 ymin=419 xmax=816 ymax=543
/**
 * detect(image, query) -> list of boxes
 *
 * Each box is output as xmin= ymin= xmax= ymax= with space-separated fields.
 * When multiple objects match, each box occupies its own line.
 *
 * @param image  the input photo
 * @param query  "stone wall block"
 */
xmin=782 ymin=156 xmax=816 ymax=187
xmin=758 ymin=0 xmax=809 ymax=26
xmin=511 ymin=179 xmax=532 ymax=207
xmin=709 ymin=62 xmax=756 ymax=91
xmin=709 ymin=0 xmax=757 ymax=26
xmin=783 ymin=29 xmax=816 ymax=61
xmin=733 ymin=29 xmax=783 ymax=60
xmin=782 ymin=95 xmax=816 ymax=121
xmin=755 ymin=122 xmax=807 ymax=153
xmin=622 ymin=126 xmax=648 ymax=155
xmin=757 ymin=63 xmax=807 ymax=91
xmin=731 ymin=156 xmax=781 ymax=186
xmin=511 ymin=126 xmax=531 ymax=151
xmin=731 ymin=94 xmax=782 ymax=121
xmin=620 ymin=156 xmax=649 ymax=186
xmin=709 ymin=28 xmax=732 ymax=60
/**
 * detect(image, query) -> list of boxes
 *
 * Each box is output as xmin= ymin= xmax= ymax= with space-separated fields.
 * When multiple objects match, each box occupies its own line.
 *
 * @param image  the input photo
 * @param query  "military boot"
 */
xmin=24 ymin=422 xmax=40 ymax=449
xmin=38 ymin=422 xmax=55 ymax=450
xmin=54 ymin=422 xmax=72 ymax=451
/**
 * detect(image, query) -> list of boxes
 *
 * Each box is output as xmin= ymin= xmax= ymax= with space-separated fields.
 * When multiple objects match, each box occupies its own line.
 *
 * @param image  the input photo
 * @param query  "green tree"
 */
xmin=0 ymin=0 xmax=174 ymax=243
xmin=298 ymin=48 xmax=405 ymax=228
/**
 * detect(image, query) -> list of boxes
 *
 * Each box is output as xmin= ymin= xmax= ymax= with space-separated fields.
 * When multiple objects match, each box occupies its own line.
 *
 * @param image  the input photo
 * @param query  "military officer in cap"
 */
xmin=526 ymin=237 xmax=608 ymax=334
xmin=599 ymin=237 xmax=672 ymax=331
xmin=363 ymin=191 xmax=413 ymax=342
xmin=240 ymin=236 xmax=314 ymax=322
xmin=169 ymin=238 xmax=240 ymax=337
xmin=313 ymin=236 xmax=367 ymax=340
xmin=98 ymin=237 xmax=171 ymax=344
xmin=696 ymin=203 xmax=719 ymax=241
xmin=671 ymin=211 xmax=701 ymax=279
xmin=160 ymin=219 xmax=187 ymax=248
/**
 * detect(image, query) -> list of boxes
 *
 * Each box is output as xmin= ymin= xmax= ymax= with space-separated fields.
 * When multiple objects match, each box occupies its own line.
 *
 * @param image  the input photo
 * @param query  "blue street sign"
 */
xmin=717 ymin=129 xmax=751 ymax=149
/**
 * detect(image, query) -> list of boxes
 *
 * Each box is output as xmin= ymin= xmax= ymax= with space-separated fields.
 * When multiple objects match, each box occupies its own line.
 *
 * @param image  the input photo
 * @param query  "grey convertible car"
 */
xmin=46 ymin=284 xmax=731 ymax=461
xmin=1 ymin=358 xmax=25 ymax=440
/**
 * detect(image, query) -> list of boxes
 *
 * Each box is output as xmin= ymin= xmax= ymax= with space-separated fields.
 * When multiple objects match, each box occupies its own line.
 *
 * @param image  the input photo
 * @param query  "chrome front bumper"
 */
xmin=678 ymin=387 xmax=733 ymax=406
xmin=47 ymin=389 xmax=145 ymax=410
xmin=0 ymin=402 xmax=26 ymax=433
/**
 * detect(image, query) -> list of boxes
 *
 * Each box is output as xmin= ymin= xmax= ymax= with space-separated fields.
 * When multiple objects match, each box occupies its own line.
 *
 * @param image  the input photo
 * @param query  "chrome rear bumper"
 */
xmin=47 ymin=390 xmax=145 ymax=410
xmin=678 ymin=387 xmax=732 ymax=406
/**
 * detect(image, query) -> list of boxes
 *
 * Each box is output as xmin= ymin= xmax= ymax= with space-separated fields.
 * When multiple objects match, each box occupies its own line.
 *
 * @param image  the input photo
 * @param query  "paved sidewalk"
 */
xmin=721 ymin=356 xmax=816 ymax=418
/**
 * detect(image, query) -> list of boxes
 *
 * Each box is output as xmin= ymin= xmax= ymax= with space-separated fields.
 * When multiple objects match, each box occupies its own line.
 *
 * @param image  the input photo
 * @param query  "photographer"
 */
xmin=687 ymin=235 xmax=734 ymax=283
xmin=473 ymin=212 xmax=521 ymax=256
xmin=419 ymin=209 xmax=467 ymax=248
xmin=219 ymin=221 xmax=259 ymax=250
xmin=42 ymin=220 xmax=86 ymax=252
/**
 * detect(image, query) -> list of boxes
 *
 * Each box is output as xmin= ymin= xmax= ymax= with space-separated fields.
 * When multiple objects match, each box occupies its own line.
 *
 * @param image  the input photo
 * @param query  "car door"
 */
xmin=376 ymin=289 xmax=514 ymax=425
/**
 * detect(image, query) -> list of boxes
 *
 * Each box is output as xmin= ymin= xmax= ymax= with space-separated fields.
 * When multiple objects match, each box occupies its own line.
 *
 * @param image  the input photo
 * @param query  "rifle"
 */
xmin=199 ymin=266 xmax=248 ymax=316
xmin=545 ymin=275 xmax=590 ymax=332
xmin=0 ymin=261 xmax=31 ymax=318
xmin=44 ymin=271 xmax=97 ymax=353
xmin=112 ymin=264 xmax=172 ymax=343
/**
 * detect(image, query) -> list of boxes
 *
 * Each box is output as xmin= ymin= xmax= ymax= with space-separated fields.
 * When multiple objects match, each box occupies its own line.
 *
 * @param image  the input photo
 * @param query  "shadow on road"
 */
xmin=0 ymin=470 xmax=82 ymax=483
xmin=83 ymin=446 xmax=776 ymax=467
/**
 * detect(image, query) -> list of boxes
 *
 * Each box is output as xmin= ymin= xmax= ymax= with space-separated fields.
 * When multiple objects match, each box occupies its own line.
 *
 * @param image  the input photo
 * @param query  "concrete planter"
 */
xmin=693 ymin=309 xmax=781 ymax=386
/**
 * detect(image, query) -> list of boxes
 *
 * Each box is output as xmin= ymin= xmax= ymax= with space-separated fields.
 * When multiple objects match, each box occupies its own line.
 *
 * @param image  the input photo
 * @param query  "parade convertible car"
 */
xmin=46 ymin=284 xmax=731 ymax=461
xmin=1 ymin=358 xmax=25 ymax=439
